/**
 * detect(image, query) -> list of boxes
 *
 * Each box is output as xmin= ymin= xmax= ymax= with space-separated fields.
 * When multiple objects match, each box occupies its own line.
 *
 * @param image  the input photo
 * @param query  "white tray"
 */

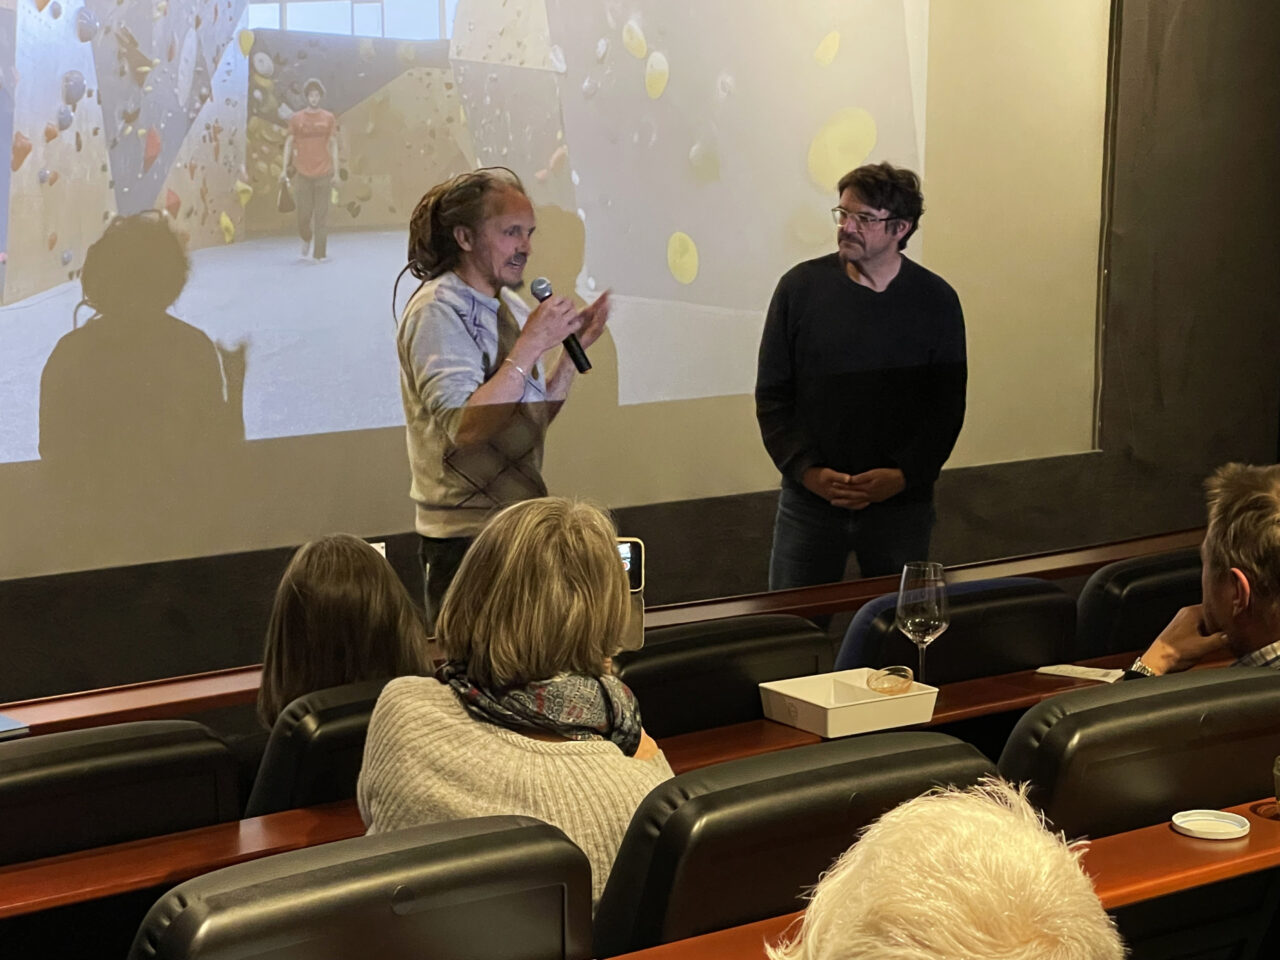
xmin=760 ymin=669 xmax=939 ymax=738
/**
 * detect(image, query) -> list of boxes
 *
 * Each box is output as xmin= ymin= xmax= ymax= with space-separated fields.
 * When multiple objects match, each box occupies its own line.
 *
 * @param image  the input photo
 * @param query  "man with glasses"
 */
xmin=755 ymin=163 xmax=966 ymax=592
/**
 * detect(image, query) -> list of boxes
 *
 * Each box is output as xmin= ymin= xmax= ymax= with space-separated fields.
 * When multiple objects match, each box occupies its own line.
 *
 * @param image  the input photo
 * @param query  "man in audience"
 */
xmin=766 ymin=779 xmax=1125 ymax=960
xmin=1127 ymin=462 xmax=1280 ymax=677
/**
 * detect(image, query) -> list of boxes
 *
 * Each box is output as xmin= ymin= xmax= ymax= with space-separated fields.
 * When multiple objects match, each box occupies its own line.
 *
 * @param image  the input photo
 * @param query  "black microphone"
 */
xmin=530 ymin=276 xmax=591 ymax=373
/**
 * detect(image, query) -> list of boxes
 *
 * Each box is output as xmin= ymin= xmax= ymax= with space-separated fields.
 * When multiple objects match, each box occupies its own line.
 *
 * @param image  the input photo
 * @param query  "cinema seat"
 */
xmin=835 ymin=577 xmax=1076 ymax=683
xmin=244 ymin=678 xmax=388 ymax=817
xmin=1076 ymin=547 xmax=1203 ymax=657
xmin=998 ymin=666 xmax=1280 ymax=838
xmin=127 ymin=816 xmax=593 ymax=960
xmin=614 ymin=614 xmax=831 ymax=737
xmin=593 ymin=731 xmax=995 ymax=956
xmin=0 ymin=720 xmax=239 ymax=866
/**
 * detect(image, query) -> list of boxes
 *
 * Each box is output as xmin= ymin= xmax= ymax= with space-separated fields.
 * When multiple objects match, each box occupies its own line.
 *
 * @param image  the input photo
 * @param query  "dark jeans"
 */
xmin=769 ymin=483 xmax=936 ymax=591
xmin=294 ymin=174 xmax=332 ymax=257
xmin=419 ymin=535 xmax=473 ymax=632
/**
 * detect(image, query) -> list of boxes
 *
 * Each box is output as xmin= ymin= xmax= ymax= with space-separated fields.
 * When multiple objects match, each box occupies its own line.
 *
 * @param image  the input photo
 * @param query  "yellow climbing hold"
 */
xmin=667 ymin=231 xmax=698 ymax=285
xmin=237 ymin=30 xmax=253 ymax=56
xmin=807 ymin=107 xmax=877 ymax=191
xmin=814 ymin=31 xmax=840 ymax=66
xmin=219 ymin=211 xmax=235 ymax=243
xmin=622 ymin=19 xmax=646 ymax=59
xmin=234 ymin=179 xmax=253 ymax=207
xmin=645 ymin=52 xmax=669 ymax=99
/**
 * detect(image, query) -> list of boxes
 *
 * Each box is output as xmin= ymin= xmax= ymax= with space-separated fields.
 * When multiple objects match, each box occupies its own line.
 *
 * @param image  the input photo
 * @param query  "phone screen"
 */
xmin=616 ymin=540 xmax=643 ymax=592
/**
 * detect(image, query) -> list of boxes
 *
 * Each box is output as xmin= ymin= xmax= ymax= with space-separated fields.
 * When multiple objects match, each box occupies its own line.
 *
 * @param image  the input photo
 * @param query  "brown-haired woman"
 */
xmin=358 ymin=497 xmax=671 ymax=906
xmin=396 ymin=167 xmax=610 ymax=628
xmin=258 ymin=533 xmax=434 ymax=727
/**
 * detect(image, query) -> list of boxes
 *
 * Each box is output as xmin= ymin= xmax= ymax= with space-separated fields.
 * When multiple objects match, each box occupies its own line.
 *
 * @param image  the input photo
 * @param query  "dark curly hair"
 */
xmin=837 ymin=163 xmax=924 ymax=250
xmin=406 ymin=167 xmax=525 ymax=280
xmin=81 ymin=212 xmax=190 ymax=315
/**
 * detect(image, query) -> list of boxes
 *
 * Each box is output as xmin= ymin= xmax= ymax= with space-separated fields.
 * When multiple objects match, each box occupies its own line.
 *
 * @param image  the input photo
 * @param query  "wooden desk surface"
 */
xmin=0 ymin=528 xmax=1204 ymax=738
xmin=0 ymin=800 xmax=364 ymax=920
xmin=612 ymin=798 xmax=1280 ymax=960
xmin=661 ymin=650 xmax=1144 ymax=775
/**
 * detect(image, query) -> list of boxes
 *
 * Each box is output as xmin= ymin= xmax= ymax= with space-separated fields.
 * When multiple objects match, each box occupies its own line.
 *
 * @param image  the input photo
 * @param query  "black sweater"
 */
xmin=755 ymin=254 xmax=967 ymax=503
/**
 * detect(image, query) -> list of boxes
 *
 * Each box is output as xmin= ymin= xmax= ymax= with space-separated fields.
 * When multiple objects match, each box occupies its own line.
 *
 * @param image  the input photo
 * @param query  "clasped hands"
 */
xmin=803 ymin=466 xmax=905 ymax=510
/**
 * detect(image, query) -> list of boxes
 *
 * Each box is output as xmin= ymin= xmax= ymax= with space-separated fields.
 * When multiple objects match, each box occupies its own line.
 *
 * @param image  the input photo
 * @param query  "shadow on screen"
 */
xmin=36 ymin=213 xmax=248 ymax=545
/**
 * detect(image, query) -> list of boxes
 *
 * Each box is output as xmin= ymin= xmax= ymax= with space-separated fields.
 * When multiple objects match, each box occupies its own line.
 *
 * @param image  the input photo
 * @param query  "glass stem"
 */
xmin=917 ymin=643 xmax=926 ymax=686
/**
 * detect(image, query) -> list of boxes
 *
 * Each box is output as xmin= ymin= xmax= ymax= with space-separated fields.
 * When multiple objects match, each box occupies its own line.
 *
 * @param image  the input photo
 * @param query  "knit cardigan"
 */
xmin=357 ymin=675 xmax=673 ymax=904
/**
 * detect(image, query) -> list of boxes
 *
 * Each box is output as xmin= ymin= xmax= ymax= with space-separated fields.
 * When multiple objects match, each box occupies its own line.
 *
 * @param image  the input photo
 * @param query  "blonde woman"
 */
xmin=358 ymin=497 xmax=671 ymax=904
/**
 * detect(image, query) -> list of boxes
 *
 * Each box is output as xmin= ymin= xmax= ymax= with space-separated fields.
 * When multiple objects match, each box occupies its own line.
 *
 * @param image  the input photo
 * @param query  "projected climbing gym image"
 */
xmin=0 ymin=0 xmax=935 ymax=461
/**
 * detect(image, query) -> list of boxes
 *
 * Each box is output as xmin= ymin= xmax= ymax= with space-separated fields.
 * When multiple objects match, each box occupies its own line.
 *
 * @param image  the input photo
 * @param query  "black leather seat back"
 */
xmin=615 ymin=615 xmax=830 ymax=737
xmin=244 ymin=678 xmax=389 ymax=817
xmin=851 ymin=581 xmax=1076 ymax=685
xmin=999 ymin=667 xmax=1280 ymax=838
xmin=1076 ymin=548 xmax=1203 ymax=657
xmin=127 ymin=816 xmax=594 ymax=960
xmin=594 ymin=732 xmax=995 ymax=956
xmin=0 ymin=720 xmax=239 ymax=866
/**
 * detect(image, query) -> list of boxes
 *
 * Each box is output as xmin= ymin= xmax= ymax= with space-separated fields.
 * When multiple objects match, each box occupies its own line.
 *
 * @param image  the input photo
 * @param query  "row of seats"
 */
xmin=0 ymin=546 xmax=1215 ymax=862
xmin=835 ymin=545 xmax=1204 ymax=677
xmin=7 ymin=667 xmax=1280 ymax=956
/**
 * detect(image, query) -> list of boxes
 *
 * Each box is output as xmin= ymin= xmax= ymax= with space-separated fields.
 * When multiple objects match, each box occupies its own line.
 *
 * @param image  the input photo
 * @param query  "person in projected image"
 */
xmin=395 ymin=167 xmax=610 ymax=627
xmin=1124 ymin=462 xmax=1280 ymax=678
xmin=39 ymin=213 xmax=247 ymax=504
xmin=281 ymin=78 xmax=339 ymax=261
xmin=756 ymin=162 xmax=967 ymax=594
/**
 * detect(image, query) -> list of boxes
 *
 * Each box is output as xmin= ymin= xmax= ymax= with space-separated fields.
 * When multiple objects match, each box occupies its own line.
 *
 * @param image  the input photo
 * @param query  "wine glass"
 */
xmin=895 ymin=562 xmax=949 ymax=685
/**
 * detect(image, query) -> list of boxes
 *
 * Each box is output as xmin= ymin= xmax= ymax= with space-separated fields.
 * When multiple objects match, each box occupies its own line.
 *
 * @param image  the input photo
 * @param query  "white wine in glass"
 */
xmin=895 ymin=561 xmax=949 ymax=685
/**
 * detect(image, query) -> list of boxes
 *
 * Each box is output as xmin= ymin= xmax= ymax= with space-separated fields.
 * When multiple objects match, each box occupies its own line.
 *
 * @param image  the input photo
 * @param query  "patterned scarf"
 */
xmin=439 ymin=661 xmax=643 ymax=757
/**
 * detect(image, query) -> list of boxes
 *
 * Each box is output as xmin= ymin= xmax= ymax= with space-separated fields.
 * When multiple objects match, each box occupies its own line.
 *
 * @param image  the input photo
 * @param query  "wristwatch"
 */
xmin=1127 ymin=657 xmax=1157 ymax=678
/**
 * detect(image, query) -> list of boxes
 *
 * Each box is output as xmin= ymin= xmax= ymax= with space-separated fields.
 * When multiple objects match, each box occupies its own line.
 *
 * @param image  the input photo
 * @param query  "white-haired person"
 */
xmin=357 ymin=497 xmax=671 ymax=905
xmin=767 ymin=779 xmax=1126 ymax=960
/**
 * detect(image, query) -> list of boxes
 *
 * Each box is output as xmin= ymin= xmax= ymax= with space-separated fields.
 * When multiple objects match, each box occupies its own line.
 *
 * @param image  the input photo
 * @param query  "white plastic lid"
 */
xmin=1171 ymin=809 xmax=1251 ymax=840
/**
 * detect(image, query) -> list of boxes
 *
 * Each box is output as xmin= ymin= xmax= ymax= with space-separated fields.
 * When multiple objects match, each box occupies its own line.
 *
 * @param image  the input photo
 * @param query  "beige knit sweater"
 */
xmin=357 ymin=675 xmax=673 ymax=904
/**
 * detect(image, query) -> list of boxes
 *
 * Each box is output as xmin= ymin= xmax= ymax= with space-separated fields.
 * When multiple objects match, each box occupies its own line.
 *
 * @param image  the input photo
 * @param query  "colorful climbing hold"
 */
xmin=219 ymin=211 xmax=235 ymax=243
xmin=143 ymin=127 xmax=162 ymax=171
xmin=234 ymin=179 xmax=253 ymax=207
xmin=165 ymin=188 xmax=181 ymax=218
xmin=61 ymin=70 xmax=86 ymax=107
xmin=75 ymin=7 xmax=100 ymax=42
xmin=11 ymin=132 xmax=31 ymax=171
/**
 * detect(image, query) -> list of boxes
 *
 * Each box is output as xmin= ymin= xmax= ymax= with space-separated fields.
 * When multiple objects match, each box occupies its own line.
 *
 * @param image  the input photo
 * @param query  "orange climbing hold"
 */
xmin=11 ymin=132 xmax=32 ymax=171
xmin=165 ymin=188 xmax=181 ymax=218
xmin=143 ymin=127 xmax=162 ymax=171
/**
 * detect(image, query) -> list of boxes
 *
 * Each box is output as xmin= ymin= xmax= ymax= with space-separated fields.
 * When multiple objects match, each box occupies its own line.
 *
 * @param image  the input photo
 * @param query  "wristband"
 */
xmin=1127 ymin=657 xmax=1157 ymax=677
xmin=503 ymin=357 xmax=529 ymax=379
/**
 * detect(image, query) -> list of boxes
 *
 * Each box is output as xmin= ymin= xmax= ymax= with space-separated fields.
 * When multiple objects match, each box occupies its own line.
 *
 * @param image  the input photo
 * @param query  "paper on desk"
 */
xmin=1035 ymin=665 xmax=1126 ymax=683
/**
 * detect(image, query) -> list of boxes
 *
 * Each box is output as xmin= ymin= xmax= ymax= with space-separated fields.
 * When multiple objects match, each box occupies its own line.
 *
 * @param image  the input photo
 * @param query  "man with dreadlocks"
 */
xmin=395 ymin=168 xmax=610 ymax=626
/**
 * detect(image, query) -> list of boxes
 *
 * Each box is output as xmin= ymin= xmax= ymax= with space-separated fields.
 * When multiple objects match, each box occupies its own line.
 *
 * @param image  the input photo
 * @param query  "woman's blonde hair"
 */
xmin=258 ymin=534 xmax=433 ymax=727
xmin=436 ymin=497 xmax=629 ymax=689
